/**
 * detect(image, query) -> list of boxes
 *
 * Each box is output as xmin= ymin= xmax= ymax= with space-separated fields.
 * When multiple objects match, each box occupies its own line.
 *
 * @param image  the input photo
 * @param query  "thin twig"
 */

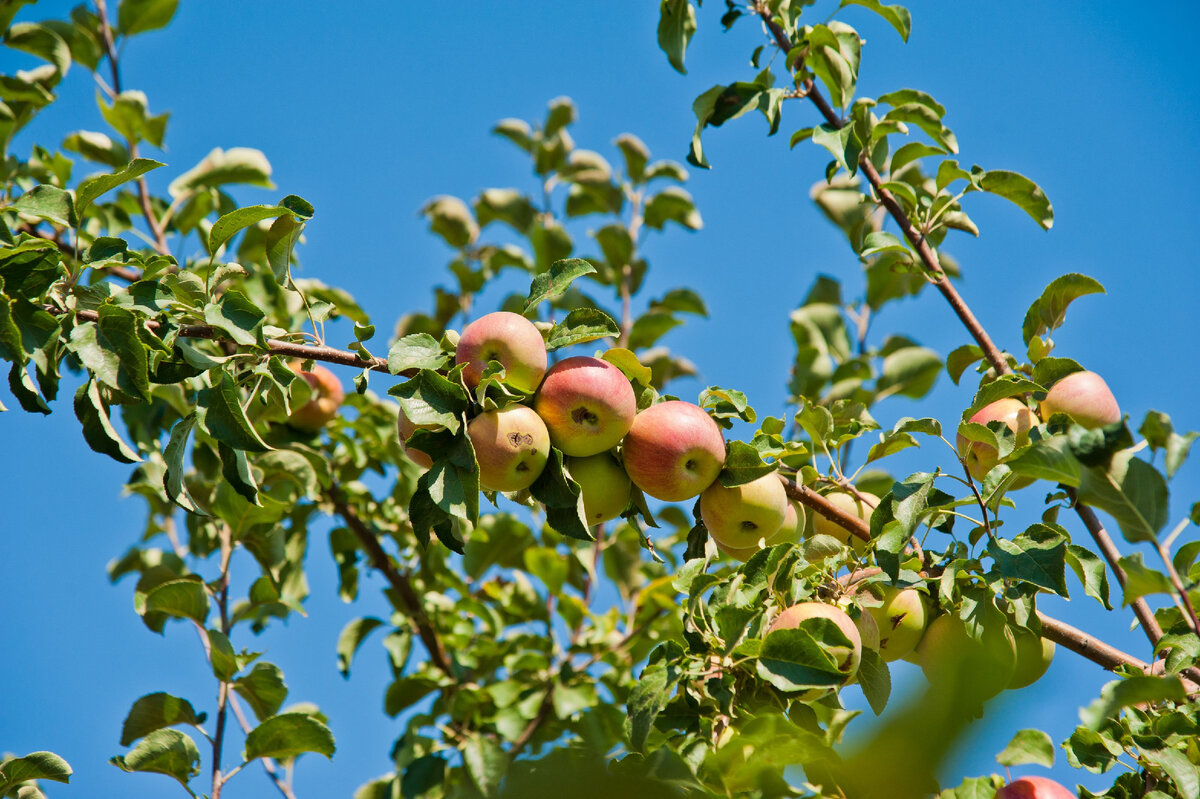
xmin=228 ymin=694 xmax=299 ymax=799
xmin=1156 ymin=540 xmax=1200 ymax=634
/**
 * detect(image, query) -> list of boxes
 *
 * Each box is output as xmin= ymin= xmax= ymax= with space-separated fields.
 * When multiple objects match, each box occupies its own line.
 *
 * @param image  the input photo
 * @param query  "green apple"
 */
xmin=767 ymin=602 xmax=862 ymax=681
xmin=1007 ymin=627 xmax=1055 ymax=689
xmin=860 ymin=585 xmax=929 ymax=662
xmin=621 ymin=401 xmax=726 ymax=502
xmin=916 ymin=613 xmax=1016 ymax=702
xmin=956 ymin=398 xmax=1035 ymax=485
xmin=565 ymin=453 xmax=631 ymax=525
xmin=811 ymin=490 xmax=878 ymax=553
xmin=996 ymin=777 xmax=1076 ymax=799
xmin=288 ymin=362 xmax=345 ymax=431
xmin=397 ymin=406 xmax=437 ymax=469
xmin=1039 ymin=370 xmax=1120 ymax=428
xmin=467 ymin=405 xmax=550 ymax=492
xmin=533 ymin=356 xmax=636 ymax=457
xmin=455 ymin=311 xmax=548 ymax=393
xmin=715 ymin=496 xmax=806 ymax=561
xmin=701 ymin=473 xmax=788 ymax=551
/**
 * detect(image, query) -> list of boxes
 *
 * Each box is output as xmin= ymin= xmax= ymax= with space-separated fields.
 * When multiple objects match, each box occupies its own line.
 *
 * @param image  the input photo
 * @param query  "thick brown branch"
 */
xmin=781 ymin=476 xmax=870 ymax=542
xmin=1038 ymin=612 xmax=1200 ymax=692
xmin=330 ymin=490 xmax=455 ymax=677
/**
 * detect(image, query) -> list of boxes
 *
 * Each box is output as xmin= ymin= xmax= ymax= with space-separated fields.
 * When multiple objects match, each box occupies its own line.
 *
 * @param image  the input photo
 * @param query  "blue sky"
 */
xmin=3 ymin=1 xmax=1200 ymax=796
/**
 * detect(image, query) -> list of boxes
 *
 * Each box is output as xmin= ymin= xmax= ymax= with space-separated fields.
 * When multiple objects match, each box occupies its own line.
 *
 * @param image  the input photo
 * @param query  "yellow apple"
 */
xmin=467 ymin=405 xmax=550 ymax=492
xmin=701 ymin=473 xmax=788 ymax=551
xmin=565 ymin=453 xmax=631 ymax=525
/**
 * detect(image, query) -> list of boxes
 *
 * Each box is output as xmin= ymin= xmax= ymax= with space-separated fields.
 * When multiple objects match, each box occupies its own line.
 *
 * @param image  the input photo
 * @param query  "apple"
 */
xmin=812 ymin=490 xmax=878 ymax=553
xmin=455 ymin=311 xmax=548 ymax=393
xmin=916 ymin=613 xmax=1017 ymax=701
xmin=837 ymin=600 xmax=881 ymax=652
xmin=565 ymin=453 xmax=631 ymax=525
xmin=1039 ymin=370 xmax=1120 ymax=428
xmin=1008 ymin=627 xmax=1055 ymax=689
xmin=715 ymin=496 xmax=807 ymax=561
xmin=288 ymin=362 xmax=345 ymax=431
xmin=397 ymin=407 xmax=437 ymax=469
xmin=860 ymin=585 xmax=929 ymax=662
xmin=767 ymin=602 xmax=862 ymax=681
xmin=996 ymin=776 xmax=1075 ymax=799
xmin=533 ymin=356 xmax=636 ymax=457
xmin=700 ymin=473 xmax=788 ymax=552
xmin=956 ymin=398 xmax=1035 ymax=485
xmin=467 ymin=405 xmax=550 ymax=492
xmin=621 ymin=400 xmax=726 ymax=502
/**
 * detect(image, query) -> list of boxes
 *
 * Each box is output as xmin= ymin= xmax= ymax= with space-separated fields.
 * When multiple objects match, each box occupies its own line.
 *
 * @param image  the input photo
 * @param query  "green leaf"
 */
xmin=1076 ymin=452 xmax=1168 ymax=544
xmin=243 ymin=712 xmax=335 ymax=761
xmin=388 ymin=333 xmax=450 ymax=375
xmin=626 ymin=310 xmax=681 ymax=351
xmin=877 ymin=345 xmax=941 ymax=399
xmin=883 ymin=103 xmax=958 ymax=153
xmin=75 ymin=158 xmax=164 ymax=218
xmin=13 ymin=184 xmax=77 ymax=228
xmin=1118 ymin=553 xmax=1173 ymax=605
xmin=643 ymin=187 xmax=702 ymax=230
xmin=756 ymin=625 xmax=847 ymax=692
xmin=859 ymin=230 xmax=908 ymax=257
xmin=996 ymin=728 xmax=1055 ymax=767
xmin=198 ymin=372 xmax=273 ymax=452
xmin=545 ymin=307 xmax=619 ymax=350
xmin=207 ymin=628 xmax=239 ymax=681
xmin=979 ymin=169 xmax=1053 ymax=230
xmin=208 ymin=201 xmax=302 ymax=255
xmin=462 ymin=733 xmax=506 ymax=798
xmin=63 ymin=130 xmax=130 ymax=168
xmin=1066 ymin=544 xmax=1112 ymax=610
xmin=337 ymin=617 xmax=384 ymax=678
xmin=385 ymin=675 xmax=440 ymax=716
xmin=1006 ymin=435 xmax=1081 ymax=487
xmin=163 ymin=413 xmax=203 ymax=514
xmin=96 ymin=304 xmax=150 ymax=401
xmin=117 ymin=0 xmax=179 ymax=35
xmin=99 ymin=90 xmax=168 ymax=148
xmin=169 ymin=147 xmax=273 ymax=197
xmin=522 ymin=258 xmax=596 ymax=314
xmin=389 ymin=369 xmax=468 ymax=434
xmin=719 ymin=440 xmax=775 ymax=487
xmin=219 ymin=442 xmax=258 ymax=505
xmin=657 ymin=0 xmax=697 ymax=74
xmin=1031 ymin=357 xmax=1083 ymax=389
xmin=74 ymin=379 xmax=141 ymax=464
xmin=963 ymin=375 xmax=1043 ymax=419
xmin=1143 ymin=747 xmax=1200 ymax=799
xmin=234 ymin=663 xmax=288 ymax=721
xmin=813 ymin=122 xmax=862 ymax=176
xmin=840 ymin=0 xmax=911 ymax=41
xmin=1080 ymin=676 xmax=1185 ymax=729
xmin=0 ymin=751 xmax=72 ymax=788
xmin=988 ymin=523 xmax=1069 ymax=595
xmin=615 ymin=134 xmax=649 ymax=182
xmin=857 ymin=646 xmax=891 ymax=715
xmin=120 ymin=693 xmax=206 ymax=747
xmin=626 ymin=642 xmax=683 ymax=753
xmin=110 ymin=728 xmax=200 ymax=789
xmin=143 ymin=576 xmax=209 ymax=625
xmin=650 ymin=287 xmax=708 ymax=317
xmin=420 ymin=195 xmax=477 ymax=248
xmin=1021 ymin=273 xmax=1105 ymax=346
xmin=530 ymin=449 xmax=591 ymax=541
xmin=5 ymin=22 xmax=70 ymax=77
xmin=204 ymin=289 xmax=266 ymax=347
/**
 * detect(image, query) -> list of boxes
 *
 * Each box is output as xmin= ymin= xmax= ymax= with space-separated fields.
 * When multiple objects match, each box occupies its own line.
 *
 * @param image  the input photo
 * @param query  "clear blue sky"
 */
xmin=3 ymin=1 xmax=1199 ymax=796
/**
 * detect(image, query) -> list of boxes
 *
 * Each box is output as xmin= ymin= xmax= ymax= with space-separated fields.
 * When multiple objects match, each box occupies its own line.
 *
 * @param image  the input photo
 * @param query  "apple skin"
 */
xmin=288 ymin=362 xmax=345 ymax=431
xmin=996 ymin=776 xmax=1075 ymax=799
xmin=812 ymin=491 xmax=878 ymax=553
xmin=956 ymin=398 xmax=1036 ymax=485
xmin=467 ymin=405 xmax=550 ymax=492
xmin=455 ymin=311 xmax=548 ymax=393
xmin=1008 ymin=627 xmax=1055 ymax=689
xmin=701 ymin=473 xmax=788 ymax=551
xmin=862 ymin=585 xmax=929 ymax=663
xmin=397 ymin=407 xmax=436 ymax=469
xmin=716 ymin=497 xmax=807 ymax=561
xmin=533 ymin=356 xmax=637 ymax=457
xmin=621 ymin=401 xmax=726 ymax=502
xmin=565 ymin=453 xmax=632 ymax=525
xmin=916 ymin=613 xmax=1017 ymax=701
xmin=768 ymin=602 xmax=862 ymax=681
xmin=1040 ymin=370 xmax=1120 ymax=429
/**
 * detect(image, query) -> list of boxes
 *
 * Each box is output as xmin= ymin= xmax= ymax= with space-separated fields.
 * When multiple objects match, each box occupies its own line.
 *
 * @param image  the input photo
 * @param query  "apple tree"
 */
xmin=2 ymin=2 xmax=1199 ymax=798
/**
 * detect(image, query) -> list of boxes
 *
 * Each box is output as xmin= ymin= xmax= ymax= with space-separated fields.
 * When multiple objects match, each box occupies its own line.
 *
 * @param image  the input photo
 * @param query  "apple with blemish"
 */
xmin=715 ymin=496 xmax=805 ymax=561
xmin=956 ymin=398 xmax=1036 ymax=485
xmin=565 ymin=453 xmax=631 ymax=525
xmin=455 ymin=311 xmax=547 ymax=393
xmin=861 ymin=585 xmax=929 ymax=662
xmin=533 ymin=356 xmax=636 ymax=457
xmin=996 ymin=777 xmax=1075 ymax=799
xmin=467 ymin=405 xmax=550 ymax=492
xmin=701 ymin=473 xmax=788 ymax=551
xmin=288 ymin=362 xmax=345 ymax=431
xmin=1039 ymin=370 xmax=1120 ymax=429
xmin=621 ymin=400 xmax=725 ymax=502
xmin=811 ymin=490 xmax=878 ymax=553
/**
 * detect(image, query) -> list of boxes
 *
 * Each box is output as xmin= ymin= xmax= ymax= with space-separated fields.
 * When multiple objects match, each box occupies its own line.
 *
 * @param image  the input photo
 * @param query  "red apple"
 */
xmin=1008 ymin=627 xmax=1055 ymax=689
xmin=621 ymin=401 xmax=726 ymax=502
xmin=565 ymin=453 xmax=631 ymax=524
xmin=455 ymin=311 xmax=547 ymax=393
xmin=288 ymin=362 xmax=345 ymax=431
xmin=768 ymin=602 xmax=862 ymax=681
xmin=1039 ymin=370 xmax=1120 ymax=428
xmin=701 ymin=473 xmax=788 ymax=551
xmin=397 ymin=407 xmax=436 ymax=469
xmin=533 ymin=356 xmax=636 ymax=457
xmin=467 ymin=405 xmax=550 ymax=492
xmin=996 ymin=776 xmax=1075 ymax=799
xmin=811 ymin=490 xmax=878 ymax=554
xmin=956 ymin=398 xmax=1035 ymax=484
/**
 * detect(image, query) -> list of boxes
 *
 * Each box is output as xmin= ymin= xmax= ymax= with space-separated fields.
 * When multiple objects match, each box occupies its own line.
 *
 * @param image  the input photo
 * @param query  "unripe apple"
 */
xmin=956 ymin=398 xmax=1036 ymax=484
xmin=1007 ymin=627 xmax=1055 ymax=689
xmin=700 ymin=473 xmax=788 ymax=551
xmin=861 ymin=585 xmax=929 ymax=662
xmin=455 ymin=311 xmax=547 ymax=393
xmin=467 ymin=405 xmax=550 ymax=492
xmin=397 ymin=407 xmax=437 ymax=469
xmin=811 ymin=490 xmax=878 ymax=553
xmin=996 ymin=776 xmax=1075 ymax=799
xmin=565 ymin=453 xmax=631 ymax=525
xmin=768 ymin=602 xmax=862 ymax=681
xmin=533 ymin=356 xmax=636 ymax=457
xmin=621 ymin=401 xmax=725 ymax=502
xmin=916 ymin=613 xmax=1016 ymax=701
xmin=288 ymin=362 xmax=345 ymax=431
xmin=837 ymin=600 xmax=881 ymax=652
xmin=715 ymin=496 xmax=808 ymax=561
xmin=1039 ymin=370 xmax=1120 ymax=429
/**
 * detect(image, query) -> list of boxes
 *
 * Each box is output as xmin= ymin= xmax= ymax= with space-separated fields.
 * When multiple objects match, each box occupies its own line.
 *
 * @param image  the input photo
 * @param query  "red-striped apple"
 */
xmin=288 ymin=362 xmax=345 ymax=431
xmin=533 ymin=356 xmax=636 ymax=457
xmin=456 ymin=311 xmax=547 ymax=393
xmin=621 ymin=401 xmax=725 ymax=502
xmin=467 ymin=405 xmax=549 ymax=492
xmin=997 ymin=776 xmax=1075 ymax=799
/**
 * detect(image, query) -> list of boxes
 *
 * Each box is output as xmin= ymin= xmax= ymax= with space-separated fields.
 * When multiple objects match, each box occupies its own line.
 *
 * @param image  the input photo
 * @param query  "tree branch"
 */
xmin=329 ymin=488 xmax=455 ymax=678
xmin=1038 ymin=612 xmax=1200 ymax=693
xmin=228 ymin=694 xmax=299 ymax=799
xmin=781 ymin=476 xmax=870 ymax=542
